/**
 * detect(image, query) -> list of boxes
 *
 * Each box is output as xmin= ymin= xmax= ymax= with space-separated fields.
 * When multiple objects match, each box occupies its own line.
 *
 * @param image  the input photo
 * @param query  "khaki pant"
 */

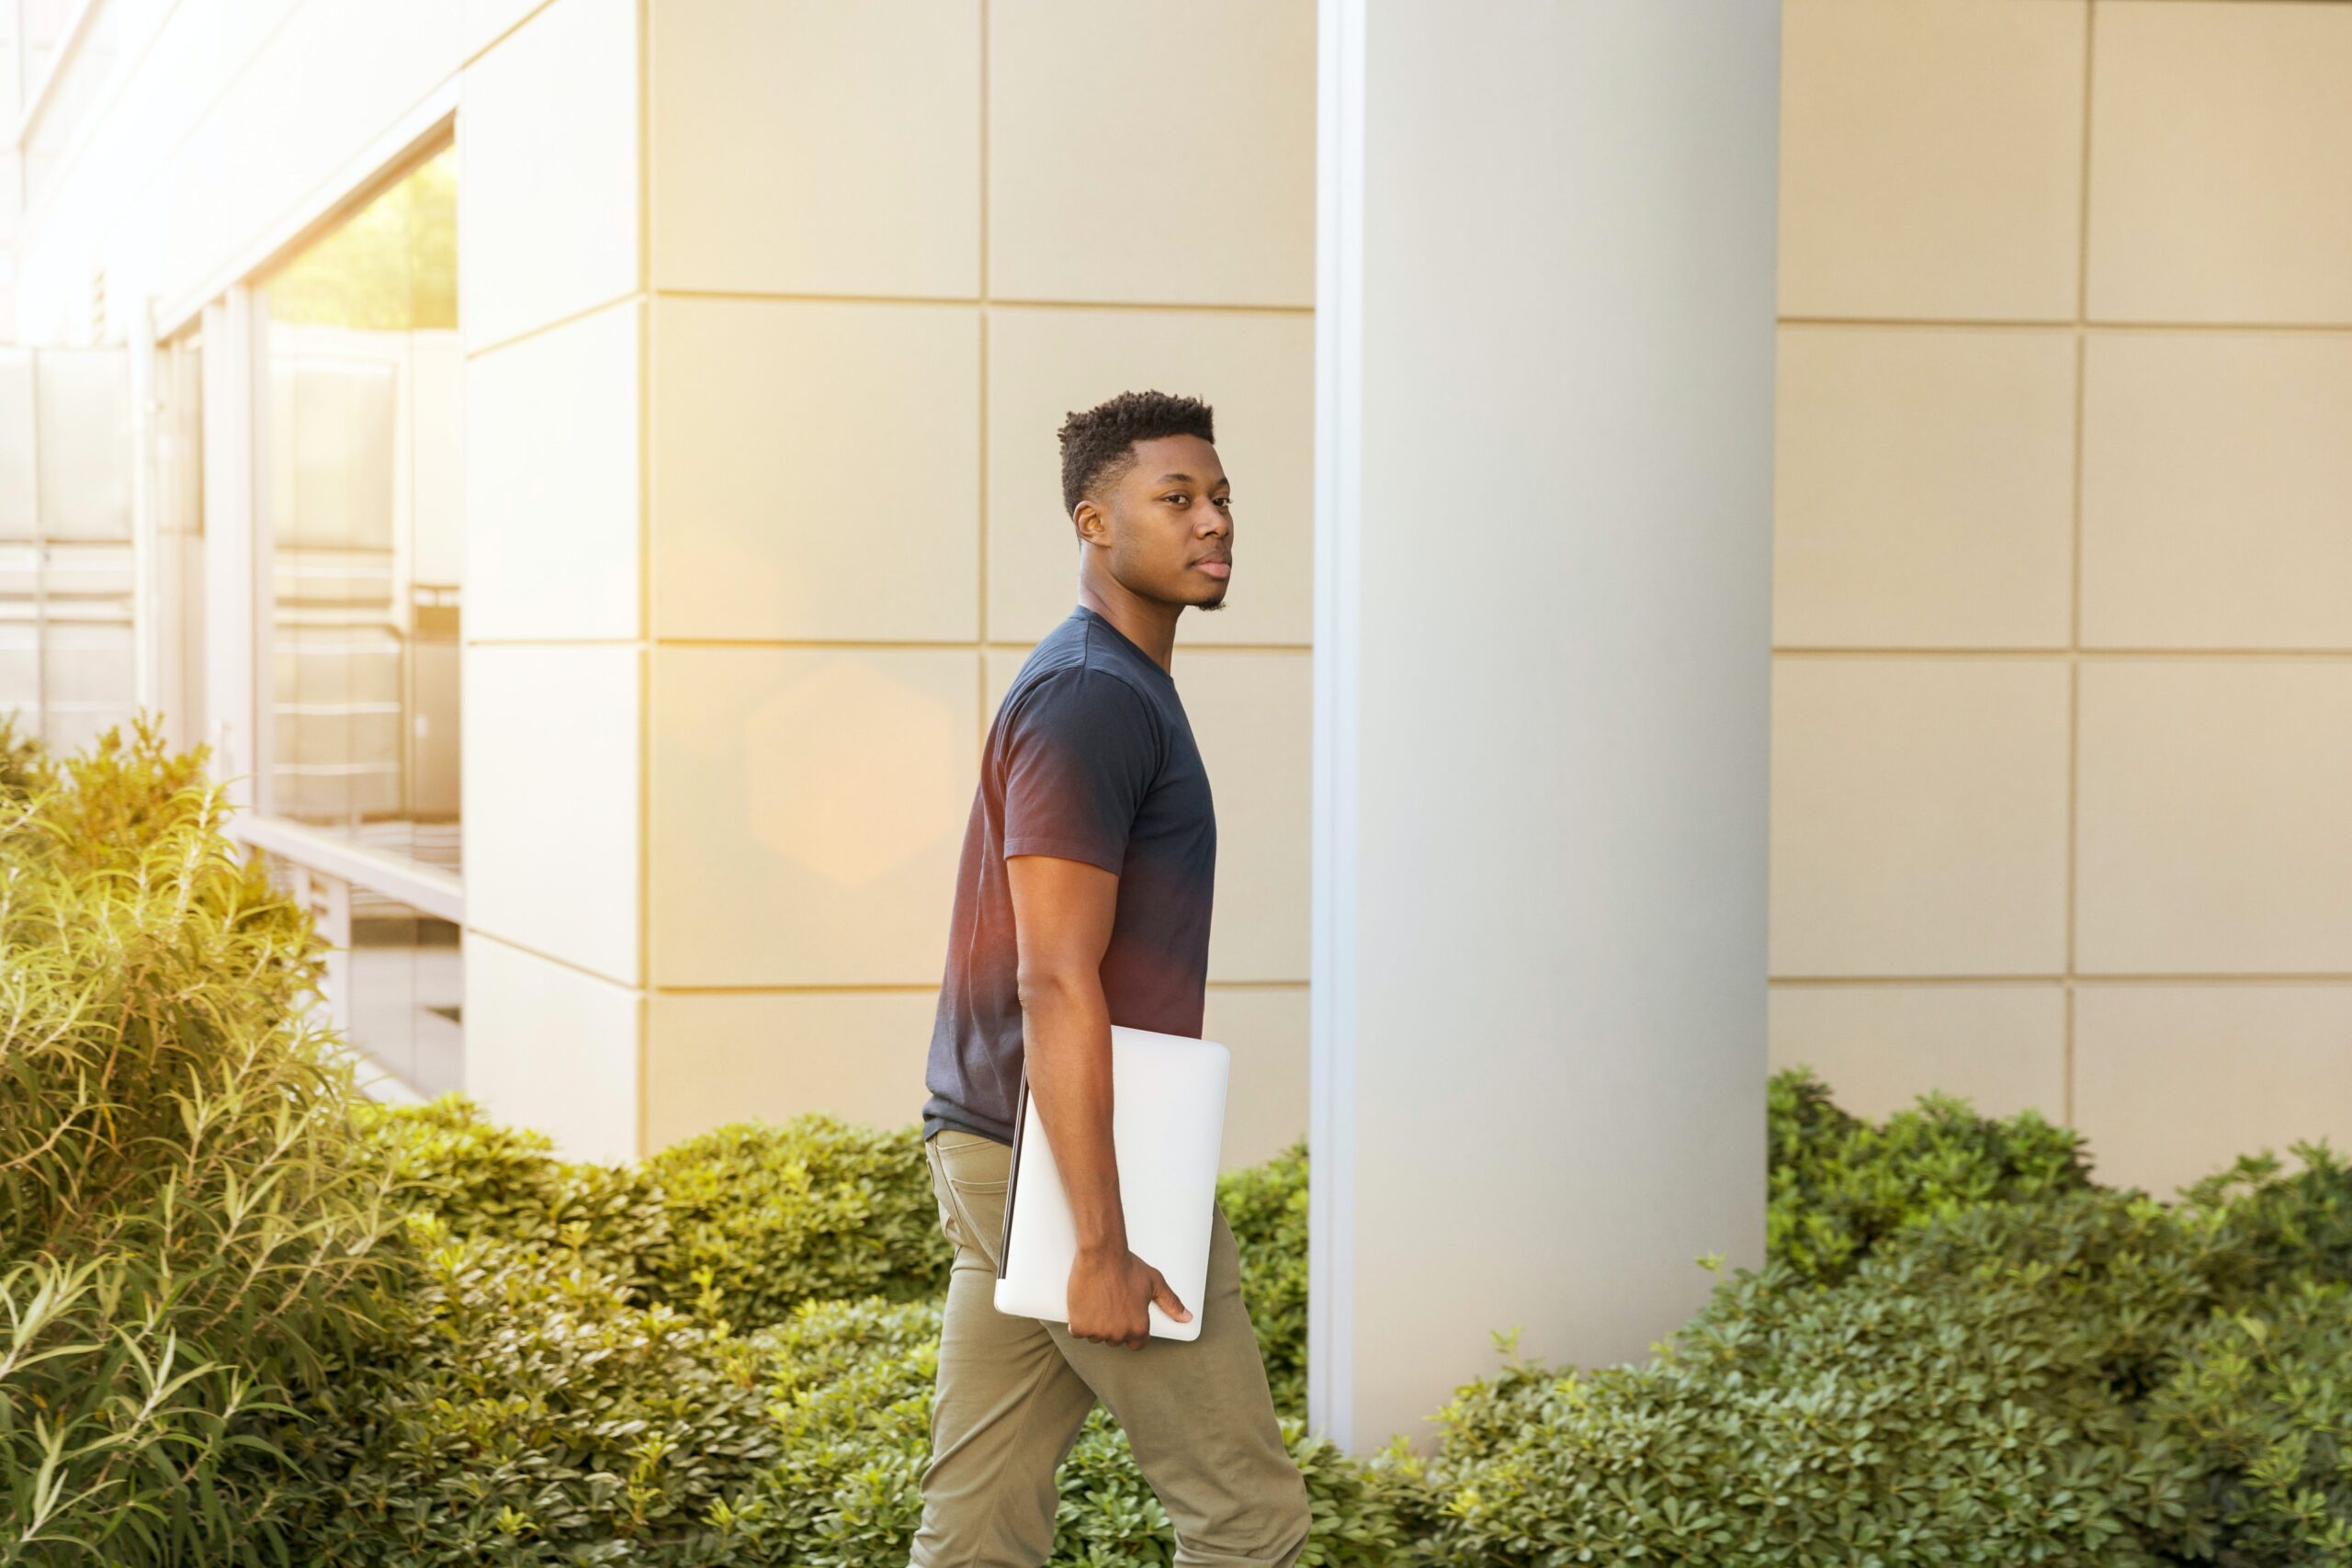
xmin=910 ymin=1128 xmax=1313 ymax=1568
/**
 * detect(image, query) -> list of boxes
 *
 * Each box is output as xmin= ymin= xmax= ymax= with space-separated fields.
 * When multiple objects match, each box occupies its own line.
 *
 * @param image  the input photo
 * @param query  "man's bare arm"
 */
xmin=1009 ymin=852 xmax=1125 ymax=1250
xmin=1007 ymin=852 xmax=1191 ymax=1347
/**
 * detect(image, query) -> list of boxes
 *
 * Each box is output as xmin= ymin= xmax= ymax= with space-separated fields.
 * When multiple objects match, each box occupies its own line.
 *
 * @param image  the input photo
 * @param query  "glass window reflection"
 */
xmin=0 ymin=344 xmax=137 ymax=752
xmin=256 ymin=141 xmax=462 ymax=876
xmin=267 ymin=856 xmax=466 ymax=1103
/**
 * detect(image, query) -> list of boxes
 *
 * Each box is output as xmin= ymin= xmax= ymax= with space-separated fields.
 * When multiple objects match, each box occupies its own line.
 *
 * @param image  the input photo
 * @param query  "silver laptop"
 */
xmin=992 ymin=1024 xmax=1231 ymax=1342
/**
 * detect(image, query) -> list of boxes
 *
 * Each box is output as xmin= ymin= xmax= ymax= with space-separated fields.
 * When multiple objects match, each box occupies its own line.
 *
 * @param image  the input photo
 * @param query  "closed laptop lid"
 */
xmin=993 ymin=1023 xmax=1231 ymax=1341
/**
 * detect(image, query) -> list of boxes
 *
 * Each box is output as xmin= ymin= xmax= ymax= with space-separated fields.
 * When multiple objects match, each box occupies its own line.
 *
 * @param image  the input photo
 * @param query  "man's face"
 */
xmin=1082 ymin=434 xmax=1234 ymax=612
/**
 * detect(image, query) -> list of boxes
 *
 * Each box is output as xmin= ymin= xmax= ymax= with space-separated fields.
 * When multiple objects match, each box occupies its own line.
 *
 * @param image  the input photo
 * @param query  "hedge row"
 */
xmin=5 ymin=716 xmax=2349 ymax=1566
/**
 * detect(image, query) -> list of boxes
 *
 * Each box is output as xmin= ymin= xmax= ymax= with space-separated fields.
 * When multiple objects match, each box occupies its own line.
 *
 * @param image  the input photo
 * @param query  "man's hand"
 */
xmin=1008 ymin=851 xmax=1188 ymax=1349
xmin=1068 ymin=1242 xmax=1192 ymax=1348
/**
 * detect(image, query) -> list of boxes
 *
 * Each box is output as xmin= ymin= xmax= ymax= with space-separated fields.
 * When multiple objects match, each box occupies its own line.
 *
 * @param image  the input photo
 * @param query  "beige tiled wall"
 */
xmin=458 ymin=0 xmax=647 ymax=1158
xmin=458 ymin=0 xmax=639 ymax=353
xmin=1770 ymin=0 xmax=2352 ymax=1197
xmin=635 ymin=0 xmax=1318 ymax=1168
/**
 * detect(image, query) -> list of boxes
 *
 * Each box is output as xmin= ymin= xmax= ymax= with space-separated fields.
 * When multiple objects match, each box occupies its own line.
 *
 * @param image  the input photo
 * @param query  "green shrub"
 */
xmin=1767 ymin=1063 xmax=2096 ymax=1282
xmin=1408 ymin=1250 xmax=2200 ymax=1566
xmin=0 ymin=711 xmax=48 ymax=801
xmin=2136 ymin=1143 xmax=2352 ymax=1562
xmin=356 ymin=1097 xmax=956 ymax=1333
xmin=272 ymin=1207 xmax=789 ymax=1565
xmin=1216 ymin=1136 xmax=1309 ymax=1417
xmin=642 ymin=1116 xmax=951 ymax=1325
xmin=292 ymin=1109 xmax=1388 ymax=1566
xmin=2178 ymin=1142 xmax=2352 ymax=1304
xmin=19 ymin=714 xmax=2352 ymax=1566
xmin=274 ymin=1251 xmax=1419 ymax=1568
xmin=717 ymin=1292 xmax=1424 ymax=1568
xmin=0 ymin=714 xmax=403 ymax=1564
xmin=216 ymin=1015 xmax=2352 ymax=1568
xmin=722 ymin=1294 xmax=940 ymax=1566
xmin=1411 ymin=1143 xmax=2352 ymax=1567
xmin=354 ymin=1094 xmax=673 ymax=1299
xmin=2148 ymin=1276 xmax=2352 ymax=1564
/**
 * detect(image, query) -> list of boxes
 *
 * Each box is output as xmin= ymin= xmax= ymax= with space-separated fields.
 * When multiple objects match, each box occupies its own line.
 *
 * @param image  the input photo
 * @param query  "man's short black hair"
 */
xmin=1057 ymin=389 xmax=1216 ymax=519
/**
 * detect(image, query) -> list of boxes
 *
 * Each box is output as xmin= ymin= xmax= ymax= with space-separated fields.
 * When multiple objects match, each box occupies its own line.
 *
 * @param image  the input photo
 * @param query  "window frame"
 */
xmin=157 ymin=106 xmax=466 ymax=927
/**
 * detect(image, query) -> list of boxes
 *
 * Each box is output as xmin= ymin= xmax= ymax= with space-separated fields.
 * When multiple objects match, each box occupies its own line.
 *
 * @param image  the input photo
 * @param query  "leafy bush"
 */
xmin=355 ymin=1096 xmax=955 ymax=1330
xmin=710 ymin=1293 xmax=1425 ymax=1568
xmin=13 ymin=716 xmax=2352 ymax=1566
xmin=642 ymin=1116 xmax=951 ymax=1324
xmin=271 ymin=1205 xmax=788 ymax=1564
xmin=271 ymin=1235 xmax=1419 ymax=1567
xmin=1216 ymin=1136 xmax=1309 ymax=1417
xmin=2178 ymin=1143 xmax=2352 ymax=1308
xmin=1408 ymin=1259 xmax=2199 ymax=1565
xmin=0 ymin=713 xmax=403 ymax=1564
xmin=353 ymin=1094 xmax=673 ymax=1297
xmin=283 ymin=1109 xmax=1385 ymax=1567
xmin=2148 ymin=1276 xmax=2352 ymax=1565
xmin=1768 ymin=1063 xmax=2095 ymax=1282
xmin=1411 ymin=1148 xmax=2352 ymax=1567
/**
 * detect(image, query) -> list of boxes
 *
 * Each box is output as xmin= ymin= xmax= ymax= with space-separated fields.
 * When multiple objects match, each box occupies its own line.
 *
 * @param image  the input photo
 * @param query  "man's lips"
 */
xmin=1194 ymin=558 xmax=1232 ymax=579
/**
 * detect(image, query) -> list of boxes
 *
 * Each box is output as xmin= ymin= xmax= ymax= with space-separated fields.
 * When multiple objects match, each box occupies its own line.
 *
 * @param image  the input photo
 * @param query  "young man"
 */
xmin=910 ymin=390 xmax=1312 ymax=1568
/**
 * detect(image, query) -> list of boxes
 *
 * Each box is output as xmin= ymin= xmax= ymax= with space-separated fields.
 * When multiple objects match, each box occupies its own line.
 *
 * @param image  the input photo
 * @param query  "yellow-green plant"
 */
xmin=0 ymin=713 xmax=403 ymax=1565
xmin=1767 ymin=1064 xmax=2095 ymax=1282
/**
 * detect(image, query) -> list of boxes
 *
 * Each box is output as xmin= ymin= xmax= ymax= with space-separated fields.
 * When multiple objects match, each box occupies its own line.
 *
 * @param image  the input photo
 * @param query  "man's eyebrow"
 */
xmin=1156 ymin=473 xmax=1231 ymax=487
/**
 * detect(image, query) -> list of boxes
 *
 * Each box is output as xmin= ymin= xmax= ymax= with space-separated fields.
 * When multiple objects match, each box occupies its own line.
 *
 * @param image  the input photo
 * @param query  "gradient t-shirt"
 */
xmin=920 ymin=604 xmax=1217 ymax=1145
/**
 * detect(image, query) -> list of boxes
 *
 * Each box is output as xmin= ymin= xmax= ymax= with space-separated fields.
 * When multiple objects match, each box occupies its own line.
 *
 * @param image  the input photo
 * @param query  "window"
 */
xmin=254 ymin=141 xmax=461 ymax=869
xmin=0 ymin=345 xmax=137 ymax=755
xmin=270 ymin=860 xmax=465 ymax=1101
xmin=244 ymin=139 xmax=465 ymax=1100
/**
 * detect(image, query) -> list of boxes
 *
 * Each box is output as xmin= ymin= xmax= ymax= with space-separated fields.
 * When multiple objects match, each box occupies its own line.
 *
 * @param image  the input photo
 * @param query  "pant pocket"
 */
xmin=927 ymin=1141 xmax=973 ymax=1254
xmin=938 ymin=1143 xmax=1012 ymax=1274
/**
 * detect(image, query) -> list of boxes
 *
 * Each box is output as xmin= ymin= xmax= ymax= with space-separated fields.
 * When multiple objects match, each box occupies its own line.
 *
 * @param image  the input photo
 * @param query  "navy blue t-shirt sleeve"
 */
xmin=1001 ymin=668 xmax=1160 ymax=875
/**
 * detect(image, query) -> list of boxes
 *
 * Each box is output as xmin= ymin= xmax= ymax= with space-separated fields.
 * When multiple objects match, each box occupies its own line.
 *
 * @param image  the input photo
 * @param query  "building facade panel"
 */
xmin=2075 ymin=983 xmax=2352 ymax=1197
xmin=458 ymin=0 xmax=639 ymax=352
xmin=1767 ymin=981 xmax=2068 ymax=1122
xmin=461 ymin=640 xmax=645 ymax=985
xmin=1773 ymin=323 xmax=2076 ymax=649
xmin=465 ymin=297 xmax=643 ymax=641
xmin=1770 ymin=0 xmax=2352 ymax=1194
xmin=2075 ymin=658 xmax=2352 ymax=977
xmin=2080 ymin=331 xmax=2352 ymax=649
xmin=647 ymin=987 xmax=941 ymax=1152
xmin=647 ymin=642 xmax=979 ymax=989
xmin=986 ymin=0 xmax=1315 ymax=308
xmin=650 ymin=295 xmax=982 ymax=643
xmin=1770 ymin=657 xmax=2073 ymax=978
xmin=2086 ymin=1 xmax=2352 ymax=325
xmin=1778 ymin=0 xmax=2086 ymax=321
xmin=648 ymin=0 xmax=982 ymax=299
xmin=464 ymin=927 xmax=644 ymax=1162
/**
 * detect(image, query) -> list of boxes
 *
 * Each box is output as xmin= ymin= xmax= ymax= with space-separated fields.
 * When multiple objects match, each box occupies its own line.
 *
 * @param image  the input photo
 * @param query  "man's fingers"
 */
xmin=1149 ymin=1267 xmax=1192 ymax=1323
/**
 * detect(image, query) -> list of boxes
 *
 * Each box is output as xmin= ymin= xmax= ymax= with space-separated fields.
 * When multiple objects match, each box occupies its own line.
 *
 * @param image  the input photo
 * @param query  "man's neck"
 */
xmin=1077 ymin=585 xmax=1180 ymax=676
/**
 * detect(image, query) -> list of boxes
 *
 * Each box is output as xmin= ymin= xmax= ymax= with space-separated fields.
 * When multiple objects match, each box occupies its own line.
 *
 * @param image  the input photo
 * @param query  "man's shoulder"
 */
xmin=1004 ymin=648 xmax=1167 ymax=725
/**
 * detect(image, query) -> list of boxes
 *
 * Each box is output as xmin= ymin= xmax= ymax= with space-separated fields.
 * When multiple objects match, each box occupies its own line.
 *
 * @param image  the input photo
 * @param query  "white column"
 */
xmin=1309 ymin=0 xmax=1781 ymax=1456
